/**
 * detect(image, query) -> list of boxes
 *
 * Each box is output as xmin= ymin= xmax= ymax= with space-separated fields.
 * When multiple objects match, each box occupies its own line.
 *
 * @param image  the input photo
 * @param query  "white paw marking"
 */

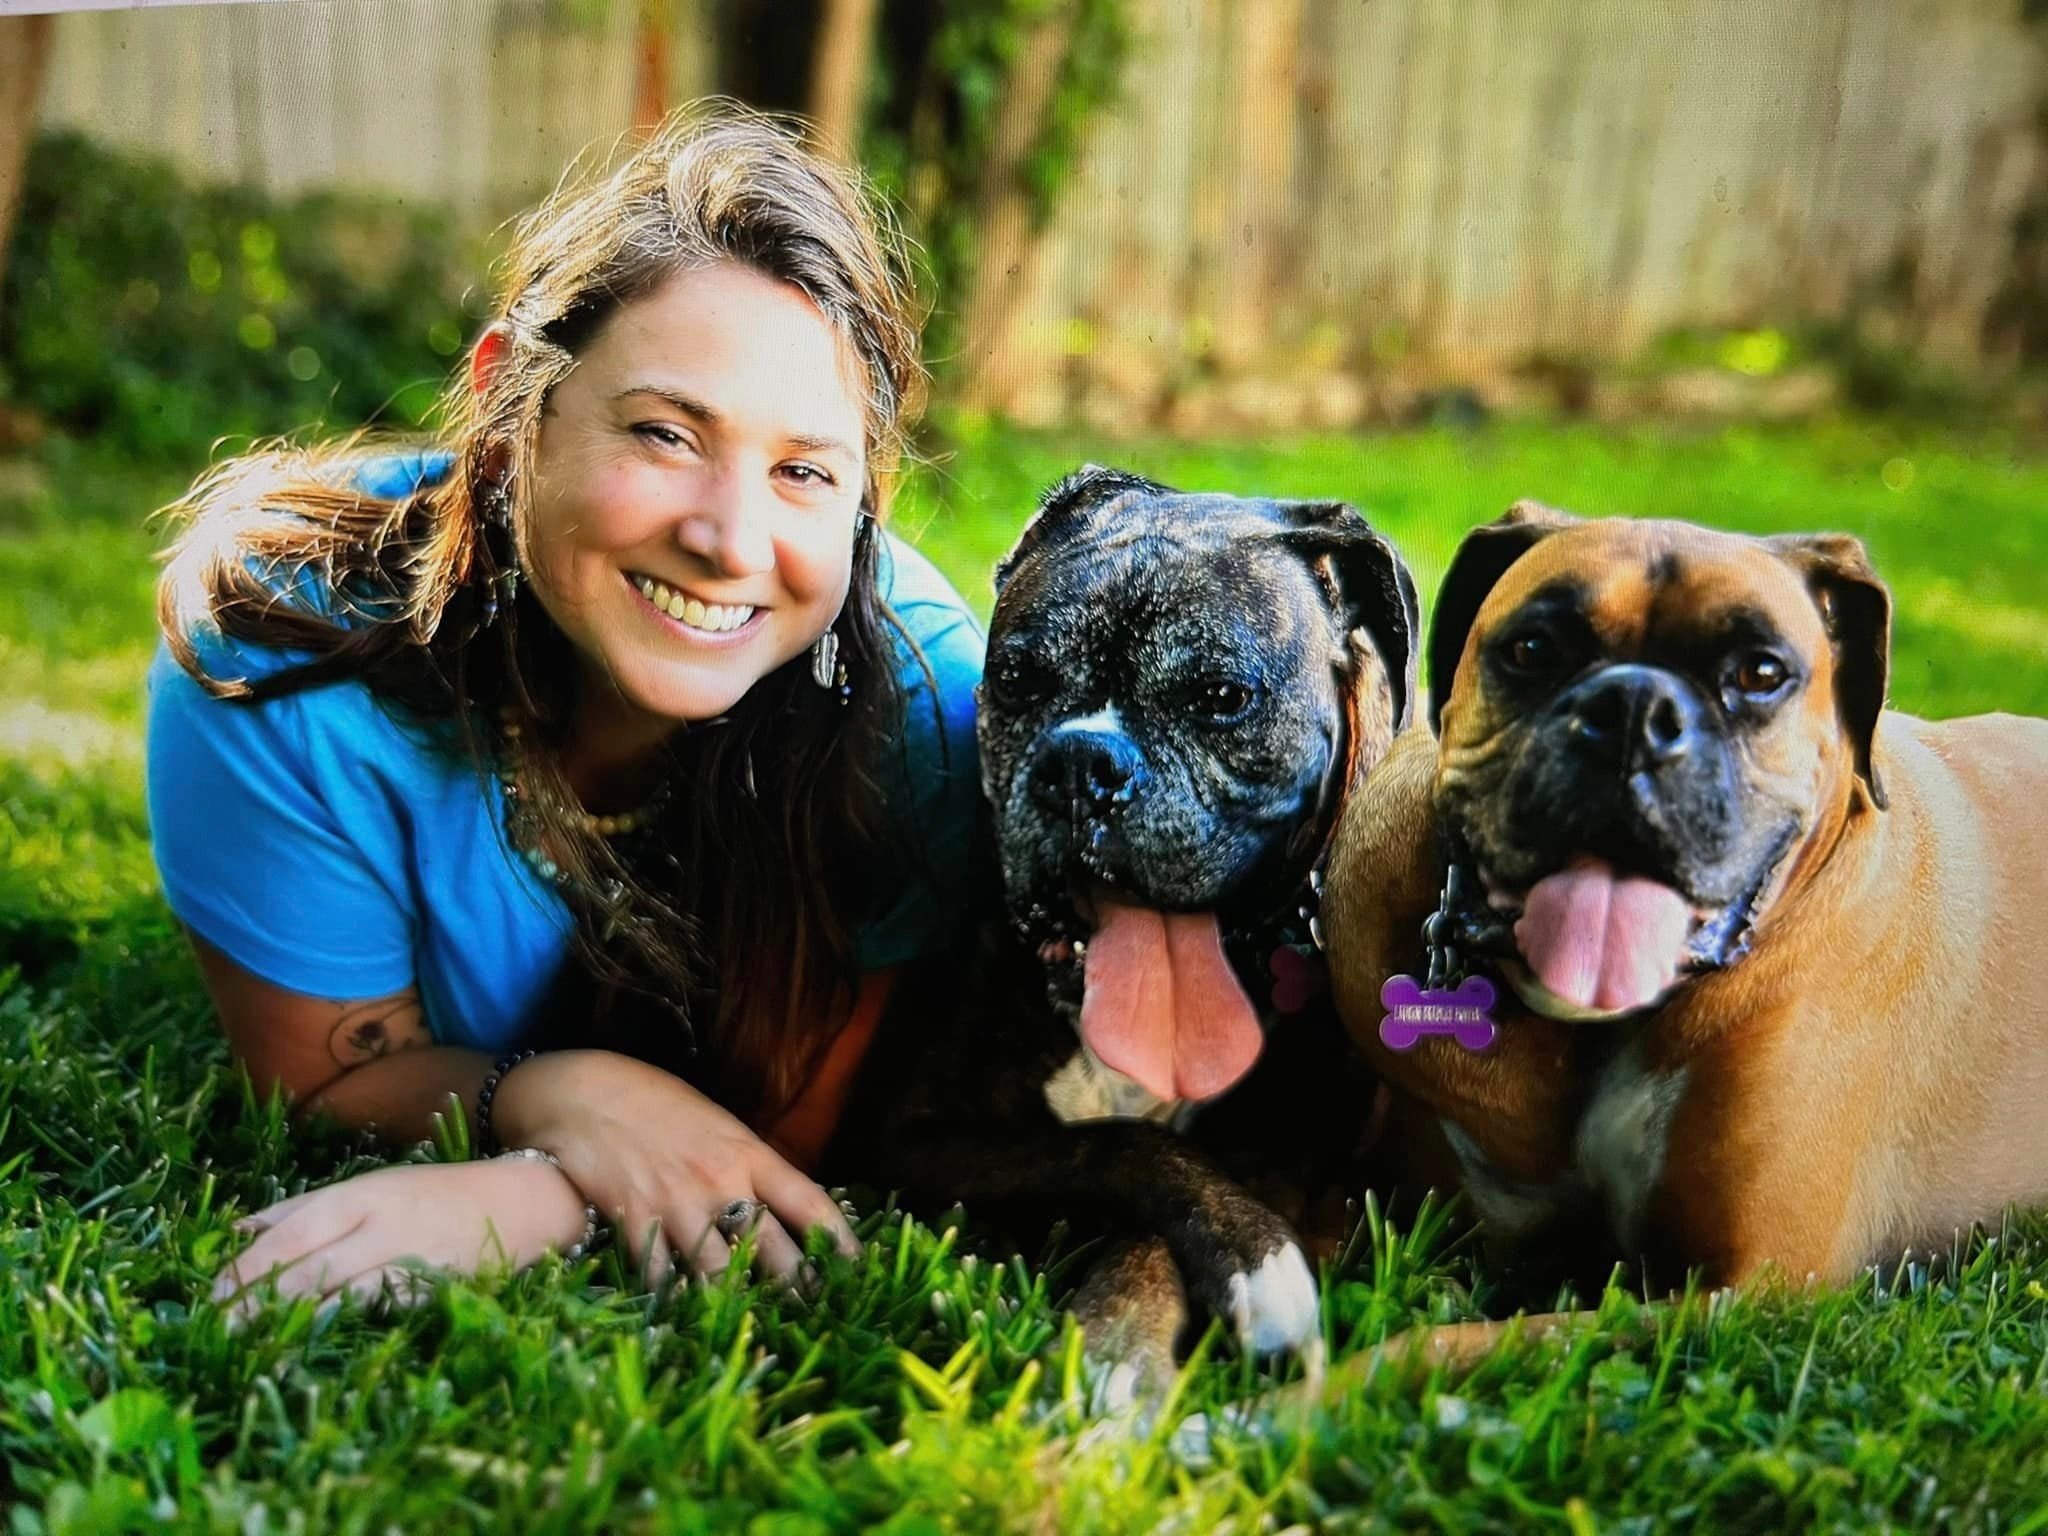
xmin=1170 ymin=1411 xmax=1214 ymax=1465
xmin=1224 ymin=1242 xmax=1320 ymax=1355
xmin=1091 ymin=1360 xmax=1142 ymax=1416
xmin=1167 ymin=1402 xmax=1272 ymax=1468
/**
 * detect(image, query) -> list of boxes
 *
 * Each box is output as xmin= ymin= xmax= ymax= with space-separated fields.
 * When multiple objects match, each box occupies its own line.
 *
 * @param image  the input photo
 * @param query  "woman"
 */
xmin=147 ymin=107 xmax=984 ymax=1311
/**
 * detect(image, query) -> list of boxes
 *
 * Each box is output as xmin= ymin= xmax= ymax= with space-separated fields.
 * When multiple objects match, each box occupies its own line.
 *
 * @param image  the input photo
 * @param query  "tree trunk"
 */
xmin=633 ymin=0 xmax=674 ymax=132
xmin=0 ymin=13 xmax=55 ymax=296
xmin=1215 ymin=0 xmax=1302 ymax=371
xmin=807 ymin=0 xmax=880 ymax=163
xmin=956 ymin=4 xmax=1076 ymax=411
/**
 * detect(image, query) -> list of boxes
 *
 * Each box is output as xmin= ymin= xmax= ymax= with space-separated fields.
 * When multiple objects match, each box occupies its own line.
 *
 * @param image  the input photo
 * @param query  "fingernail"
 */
xmin=210 ymin=1274 xmax=237 ymax=1304
xmin=232 ymin=1215 xmax=268 ymax=1235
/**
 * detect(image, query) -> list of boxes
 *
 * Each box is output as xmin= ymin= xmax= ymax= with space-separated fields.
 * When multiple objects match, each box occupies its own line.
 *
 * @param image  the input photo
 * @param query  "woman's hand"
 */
xmin=490 ymin=1049 xmax=860 ymax=1289
xmin=211 ymin=1156 xmax=591 ymax=1324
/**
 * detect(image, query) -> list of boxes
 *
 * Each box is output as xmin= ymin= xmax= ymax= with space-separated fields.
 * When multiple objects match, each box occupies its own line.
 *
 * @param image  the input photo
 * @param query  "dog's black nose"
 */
xmin=1561 ymin=665 xmax=1701 ymax=770
xmin=1029 ymin=723 xmax=1144 ymax=813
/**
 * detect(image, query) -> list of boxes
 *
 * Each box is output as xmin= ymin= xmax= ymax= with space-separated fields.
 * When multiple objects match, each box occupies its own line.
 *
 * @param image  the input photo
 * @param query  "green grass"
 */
xmin=5 ymin=418 xmax=2048 ymax=1532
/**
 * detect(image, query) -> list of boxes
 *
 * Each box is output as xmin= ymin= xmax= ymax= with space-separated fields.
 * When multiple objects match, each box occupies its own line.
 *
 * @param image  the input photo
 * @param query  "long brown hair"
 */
xmin=158 ymin=104 xmax=932 ymax=1120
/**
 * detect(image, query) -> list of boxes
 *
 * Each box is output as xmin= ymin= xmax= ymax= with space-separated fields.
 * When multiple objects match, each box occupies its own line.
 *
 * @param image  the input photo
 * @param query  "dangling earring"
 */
xmin=479 ymin=478 xmax=520 ymax=627
xmin=810 ymin=628 xmax=852 ymax=705
xmin=808 ymin=628 xmax=837 ymax=688
xmin=807 ymin=511 xmax=871 ymax=705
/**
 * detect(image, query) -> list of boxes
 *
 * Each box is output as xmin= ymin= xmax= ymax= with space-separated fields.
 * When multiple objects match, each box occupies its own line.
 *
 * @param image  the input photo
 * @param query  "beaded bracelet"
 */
xmin=495 ymin=1146 xmax=602 ymax=1260
xmin=474 ymin=1049 xmax=536 ymax=1155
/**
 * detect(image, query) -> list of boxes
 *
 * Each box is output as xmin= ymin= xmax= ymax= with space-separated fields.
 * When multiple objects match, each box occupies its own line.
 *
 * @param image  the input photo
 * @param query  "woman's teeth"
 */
xmin=632 ymin=575 xmax=755 ymax=634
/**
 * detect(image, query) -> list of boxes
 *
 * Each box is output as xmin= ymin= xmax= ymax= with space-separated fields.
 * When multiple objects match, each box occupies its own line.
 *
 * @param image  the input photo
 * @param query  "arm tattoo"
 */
xmin=326 ymin=995 xmax=430 ymax=1067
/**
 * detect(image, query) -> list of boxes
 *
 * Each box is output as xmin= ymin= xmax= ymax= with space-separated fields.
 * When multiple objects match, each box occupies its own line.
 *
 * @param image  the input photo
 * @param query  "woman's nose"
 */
xmin=675 ymin=467 xmax=776 ymax=578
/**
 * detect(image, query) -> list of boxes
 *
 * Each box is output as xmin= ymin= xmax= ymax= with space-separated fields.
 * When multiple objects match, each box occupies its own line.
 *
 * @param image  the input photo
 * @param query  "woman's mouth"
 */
xmin=627 ymin=572 xmax=762 ymax=640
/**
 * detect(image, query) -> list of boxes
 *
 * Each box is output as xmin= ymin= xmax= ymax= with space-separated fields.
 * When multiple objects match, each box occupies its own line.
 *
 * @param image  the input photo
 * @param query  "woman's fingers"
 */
xmin=231 ymin=1186 xmax=323 ymax=1235
xmin=212 ymin=1203 xmax=367 ymax=1306
xmin=741 ymin=1212 xmax=808 ymax=1287
xmin=750 ymin=1154 xmax=860 ymax=1258
xmin=226 ymin=1221 xmax=411 ymax=1323
xmin=669 ymin=1202 xmax=735 ymax=1280
xmin=335 ymin=1261 xmax=437 ymax=1314
xmin=620 ymin=1208 xmax=677 ymax=1292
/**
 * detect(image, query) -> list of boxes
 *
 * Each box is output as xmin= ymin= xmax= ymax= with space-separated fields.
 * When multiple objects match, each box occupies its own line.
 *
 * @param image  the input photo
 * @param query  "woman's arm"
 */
xmin=187 ymin=930 xmax=496 ymax=1143
xmin=190 ymin=930 xmax=858 ymax=1288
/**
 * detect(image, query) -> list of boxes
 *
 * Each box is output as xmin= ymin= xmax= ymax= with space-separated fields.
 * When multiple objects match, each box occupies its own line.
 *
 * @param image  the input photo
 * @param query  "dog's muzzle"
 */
xmin=1027 ymin=718 xmax=1147 ymax=817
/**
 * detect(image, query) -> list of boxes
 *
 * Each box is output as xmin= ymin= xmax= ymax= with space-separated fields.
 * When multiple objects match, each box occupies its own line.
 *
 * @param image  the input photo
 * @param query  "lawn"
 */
xmin=4 ymin=417 xmax=2048 ymax=1532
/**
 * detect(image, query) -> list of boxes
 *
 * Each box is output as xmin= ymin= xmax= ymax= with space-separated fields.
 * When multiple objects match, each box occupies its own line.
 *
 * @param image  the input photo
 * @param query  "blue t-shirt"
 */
xmin=145 ymin=450 xmax=986 ymax=1051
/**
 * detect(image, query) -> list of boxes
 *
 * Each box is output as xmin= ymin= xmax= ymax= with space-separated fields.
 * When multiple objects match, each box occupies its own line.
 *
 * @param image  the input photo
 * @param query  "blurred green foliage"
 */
xmin=862 ymin=0 xmax=1131 ymax=367
xmin=1641 ymin=322 xmax=1988 ymax=419
xmin=0 ymin=132 xmax=483 ymax=460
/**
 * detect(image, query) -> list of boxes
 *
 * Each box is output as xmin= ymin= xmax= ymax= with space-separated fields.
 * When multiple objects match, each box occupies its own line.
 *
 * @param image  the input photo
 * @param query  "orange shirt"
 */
xmin=763 ymin=968 xmax=896 ymax=1173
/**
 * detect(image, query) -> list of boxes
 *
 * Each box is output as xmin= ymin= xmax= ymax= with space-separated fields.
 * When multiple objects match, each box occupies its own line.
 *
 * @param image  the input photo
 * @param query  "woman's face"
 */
xmin=520 ymin=262 xmax=869 ymax=727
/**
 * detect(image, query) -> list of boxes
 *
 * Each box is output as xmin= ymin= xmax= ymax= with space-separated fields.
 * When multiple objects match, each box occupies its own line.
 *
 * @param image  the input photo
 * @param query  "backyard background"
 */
xmin=4 ymin=0 xmax=2048 ymax=1530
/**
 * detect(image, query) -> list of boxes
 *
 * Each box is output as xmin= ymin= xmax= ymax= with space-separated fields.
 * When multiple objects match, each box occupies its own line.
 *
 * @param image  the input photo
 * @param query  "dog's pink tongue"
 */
xmin=1513 ymin=858 xmax=1693 ymax=1014
xmin=1079 ymin=898 xmax=1264 ymax=1101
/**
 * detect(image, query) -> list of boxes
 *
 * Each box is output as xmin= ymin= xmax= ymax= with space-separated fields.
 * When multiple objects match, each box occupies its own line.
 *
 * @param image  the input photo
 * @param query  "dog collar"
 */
xmin=1422 ymin=832 xmax=1519 ymax=989
xmin=1219 ymin=860 xmax=1331 ymax=1018
xmin=1372 ymin=845 xmax=1509 ymax=1053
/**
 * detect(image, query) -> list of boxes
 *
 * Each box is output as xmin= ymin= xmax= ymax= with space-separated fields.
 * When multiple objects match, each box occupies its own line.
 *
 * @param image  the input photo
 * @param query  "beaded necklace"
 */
xmin=494 ymin=704 xmax=670 ymax=887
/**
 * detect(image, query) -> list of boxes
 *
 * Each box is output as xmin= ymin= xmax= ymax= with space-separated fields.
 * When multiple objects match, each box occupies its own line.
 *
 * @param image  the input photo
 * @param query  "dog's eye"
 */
xmin=1732 ymin=651 xmax=1793 ymax=700
xmin=1189 ymin=680 xmax=1255 ymax=723
xmin=987 ymin=650 xmax=1055 ymax=708
xmin=1501 ymin=631 xmax=1562 ymax=677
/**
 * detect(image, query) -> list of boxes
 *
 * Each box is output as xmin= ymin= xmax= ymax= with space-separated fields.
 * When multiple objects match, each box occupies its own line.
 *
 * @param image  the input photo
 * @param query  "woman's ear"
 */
xmin=470 ymin=323 xmax=514 ymax=400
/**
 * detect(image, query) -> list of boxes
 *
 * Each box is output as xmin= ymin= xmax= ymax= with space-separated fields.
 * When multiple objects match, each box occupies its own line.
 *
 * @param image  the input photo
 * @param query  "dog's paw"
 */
xmin=1082 ymin=1354 xmax=1163 ymax=1419
xmin=1076 ymin=1310 xmax=1179 ymax=1418
xmin=1223 ymin=1241 xmax=1320 ymax=1356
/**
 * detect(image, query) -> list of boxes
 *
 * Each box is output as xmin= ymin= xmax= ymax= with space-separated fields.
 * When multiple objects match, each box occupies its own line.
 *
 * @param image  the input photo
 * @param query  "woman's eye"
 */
xmin=779 ymin=461 xmax=836 ymax=488
xmin=632 ymin=423 xmax=690 ymax=451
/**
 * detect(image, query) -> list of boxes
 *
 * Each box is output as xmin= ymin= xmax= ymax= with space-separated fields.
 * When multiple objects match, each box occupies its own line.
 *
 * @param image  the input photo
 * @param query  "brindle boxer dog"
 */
xmin=1324 ymin=502 xmax=2048 ymax=1323
xmin=835 ymin=466 xmax=1417 ymax=1398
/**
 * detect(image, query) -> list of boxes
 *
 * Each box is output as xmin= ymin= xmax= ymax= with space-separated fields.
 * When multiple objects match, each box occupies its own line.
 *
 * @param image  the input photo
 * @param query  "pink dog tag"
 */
xmin=1268 ymin=944 xmax=1324 ymax=1014
xmin=1378 ymin=974 xmax=1499 ymax=1052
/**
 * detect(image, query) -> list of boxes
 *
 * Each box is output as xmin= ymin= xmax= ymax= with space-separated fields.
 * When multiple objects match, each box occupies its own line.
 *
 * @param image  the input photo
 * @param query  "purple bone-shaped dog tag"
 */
xmin=1378 ymin=974 xmax=1500 ymax=1052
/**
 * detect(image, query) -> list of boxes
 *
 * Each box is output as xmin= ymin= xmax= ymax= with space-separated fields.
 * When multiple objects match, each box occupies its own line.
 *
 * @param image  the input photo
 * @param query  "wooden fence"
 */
xmin=38 ymin=0 xmax=2046 ymax=427
xmin=38 ymin=0 xmax=714 ymax=214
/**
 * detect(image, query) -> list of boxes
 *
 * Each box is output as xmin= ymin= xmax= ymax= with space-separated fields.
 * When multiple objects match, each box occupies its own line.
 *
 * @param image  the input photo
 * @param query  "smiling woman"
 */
xmin=516 ymin=261 xmax=872 ymax=738
xmin=144 ymin=106 xmax=985 ymax=1312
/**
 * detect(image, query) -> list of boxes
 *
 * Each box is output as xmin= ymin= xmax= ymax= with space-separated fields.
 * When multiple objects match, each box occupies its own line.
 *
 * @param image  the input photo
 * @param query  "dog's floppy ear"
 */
xmin=1766 ymin=532 xmax=1892 ymax=811
xmin=993 ymin=464 xmax=1173 ymax=595
xmin=1428 ymin=500 xmax=1580 ymax=733
xmin=1273 ymin=502 xmax=1421 ymax=731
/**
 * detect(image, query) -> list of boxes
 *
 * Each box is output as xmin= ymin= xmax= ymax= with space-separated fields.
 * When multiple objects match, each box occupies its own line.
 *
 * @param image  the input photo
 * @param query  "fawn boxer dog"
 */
xmin=836 ymin=466 xmax=1416 ymax=1396
xmin=1324 ymin=502 xmax=2048 ymax=1309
